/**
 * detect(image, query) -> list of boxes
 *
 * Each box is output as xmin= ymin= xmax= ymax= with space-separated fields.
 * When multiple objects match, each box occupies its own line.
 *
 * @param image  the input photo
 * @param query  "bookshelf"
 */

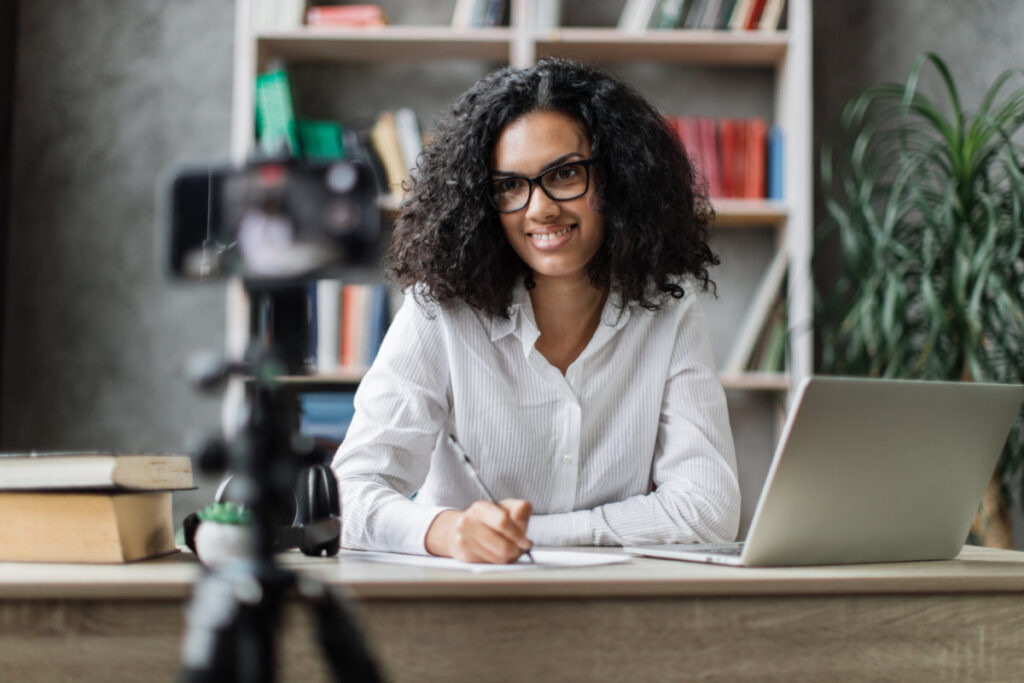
xmin=228 ymin=0 xmax=813 ymax=396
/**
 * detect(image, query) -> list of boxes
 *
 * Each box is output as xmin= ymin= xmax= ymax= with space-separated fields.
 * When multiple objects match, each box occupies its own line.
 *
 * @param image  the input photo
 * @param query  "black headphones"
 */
xmin=183 ymin=463 xmax=341 ymax=558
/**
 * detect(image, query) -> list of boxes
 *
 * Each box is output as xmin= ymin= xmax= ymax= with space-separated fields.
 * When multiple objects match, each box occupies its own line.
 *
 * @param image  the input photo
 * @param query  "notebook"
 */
xmin=624 ymin=376 xmax=1024 ymax=567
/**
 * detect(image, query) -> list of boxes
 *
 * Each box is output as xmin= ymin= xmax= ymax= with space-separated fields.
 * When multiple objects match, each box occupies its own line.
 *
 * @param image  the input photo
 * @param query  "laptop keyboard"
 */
xmin=700 ymin=543 xmax=744 ymax=556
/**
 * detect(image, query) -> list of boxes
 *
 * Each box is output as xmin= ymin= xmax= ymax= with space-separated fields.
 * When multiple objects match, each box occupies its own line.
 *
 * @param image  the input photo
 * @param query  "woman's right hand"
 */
xmin=425 ymin=499 xmax=533 ymax=563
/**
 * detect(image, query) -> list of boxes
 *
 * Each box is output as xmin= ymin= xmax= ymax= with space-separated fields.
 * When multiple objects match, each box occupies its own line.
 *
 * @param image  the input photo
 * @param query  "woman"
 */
xmin=332 ymin=58 xmax=740 ymax=563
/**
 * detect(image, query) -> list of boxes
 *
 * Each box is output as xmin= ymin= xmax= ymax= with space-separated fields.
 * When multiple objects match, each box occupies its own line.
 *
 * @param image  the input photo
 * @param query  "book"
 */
xmin=306 ymin=281 xmax=318 ymax=370
xmin=299 ymin=391 xmax=357 ymax=447
xmin=366 ymin=283 xmax=392 ymax=364
xmin=713 ymin=0 xmax=738 ymax=28
xmin=697 ymin=117 xmax=722 ymax=197
xmin=698 ymin=0 xmax=724 ymax=29
xmin=482 ymin=0 xmax=509 ymax=27
xmin=0 ymin=452 xmax=194 ymax=491
xmin=617 ymin=0 xmax=659 ymax=32
xmin=653 ymin=0 xmax=688 ymax=29
xmin=0 ymin=490 xmax=176 ymax=563
xmin=316 ymin=279 xmax=342 ymax=371
xmin=743 ymin=0 xmax=768 ymax=30
xmin=255 ymin=69 xmax=301 ymax=156
xmin=723 ymin=248 xmax=788 ymax=374
xmin=744 ymin=117 xmax=768 ymax=199
xmin=394 ymin=107 xmax=423 ymax=179
xmin=767 ymin=125 xmax=784 ymax=200
xmin=306 ymin=4 xmax=387 ymax=28
xmin=728 ymin=0 xmax=755 ymax=30
xmin=451 ymin=0 xmax=480 ymax=28
xmin=296 ymin=119 xmax=345 ymax=161
xmin=340 ymin=284 xmax=369 ymax=368
xmin=370 ymin=110 xmax=409 ymax=193
xmin=681 ymin=0 xmax=708 ymax=29
xmin=758 ymin=0 xmax=785 ymax=30
xmin=533 ymin=0 xmax=562 ymax=30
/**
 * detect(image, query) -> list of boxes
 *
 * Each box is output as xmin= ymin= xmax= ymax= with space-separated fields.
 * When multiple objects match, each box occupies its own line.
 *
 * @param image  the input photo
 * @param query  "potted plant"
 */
xmin=818 ymin=52 xmax=1024 ymax=548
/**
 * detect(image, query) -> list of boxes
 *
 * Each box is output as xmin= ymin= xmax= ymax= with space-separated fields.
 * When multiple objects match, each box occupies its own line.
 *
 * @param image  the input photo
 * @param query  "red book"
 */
xmin=673 ymin=116 xmax=697 ymax=166
xmin=306 ymin=5 xmax=387 ymax=27
xmin=744 ymin=0 xmax=768 ymax=30
xmin=719 ymin=119 xmax=736 ymax=198
xmin=733 ymin=120 xmax=748 ymax=199
xmin=744 ymin=118 xmax=768 ymax=198
xmin=698 ymin=117 xmax=722 ymax=198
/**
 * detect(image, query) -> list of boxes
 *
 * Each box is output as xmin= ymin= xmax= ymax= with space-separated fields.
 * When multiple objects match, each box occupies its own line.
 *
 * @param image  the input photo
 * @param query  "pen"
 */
xmin=447 ymin=433 xmax=535 ymax=563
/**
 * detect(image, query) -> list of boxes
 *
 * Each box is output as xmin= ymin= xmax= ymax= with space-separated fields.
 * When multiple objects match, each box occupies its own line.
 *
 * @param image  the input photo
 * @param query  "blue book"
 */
xmin=305 ymin=282 xmax=318 ymax=371
xmin=366 ymin=284 xmax=392 ymax=364
xmin=299 ymin=392 xmax=357 ymax=444
xmin=767 ymin=126 xmax=784 ymax=201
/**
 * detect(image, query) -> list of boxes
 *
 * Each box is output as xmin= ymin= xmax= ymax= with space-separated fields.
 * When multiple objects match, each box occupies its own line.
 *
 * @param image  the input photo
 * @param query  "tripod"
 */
xmin=178 ymin=285 xmax=384 ymax=683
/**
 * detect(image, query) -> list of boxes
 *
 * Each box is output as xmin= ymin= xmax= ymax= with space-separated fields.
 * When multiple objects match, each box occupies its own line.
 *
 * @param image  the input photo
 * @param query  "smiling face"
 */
xmin=491 ymin=110 xmax=604 ymax=287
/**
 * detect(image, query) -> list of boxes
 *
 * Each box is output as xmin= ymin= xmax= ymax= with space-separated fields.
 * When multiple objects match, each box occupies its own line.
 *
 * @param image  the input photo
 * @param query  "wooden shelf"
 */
xmin=534 ymin=28 xmax=788 ymax=66
xmin=255 ymin=26 xmax=514 ymax=69
xmin=275 ymin=369 xmax=367 ymax=385
xmin=253 ymin=26 xmax=788 ymax=69
xmin=712 ymin=199 xmax=787 ymax=228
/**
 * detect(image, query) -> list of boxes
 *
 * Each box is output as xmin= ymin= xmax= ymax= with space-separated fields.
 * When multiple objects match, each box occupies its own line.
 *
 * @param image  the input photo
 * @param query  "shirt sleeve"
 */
xmin=527 ymin=297 xmax=741 ymax=546
xmin=330 ymin=294 xmax=453 ymax=555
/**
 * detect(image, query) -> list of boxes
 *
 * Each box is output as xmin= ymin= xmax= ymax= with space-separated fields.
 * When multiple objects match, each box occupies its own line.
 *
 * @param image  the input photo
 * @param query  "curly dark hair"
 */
xmin=388 ymin=57 xmax=717 ymax=318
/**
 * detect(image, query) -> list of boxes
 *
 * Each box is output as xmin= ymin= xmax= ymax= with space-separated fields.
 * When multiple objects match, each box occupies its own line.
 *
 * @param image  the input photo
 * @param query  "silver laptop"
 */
xmin=625 ymin=376 xmax=1024 ymax=567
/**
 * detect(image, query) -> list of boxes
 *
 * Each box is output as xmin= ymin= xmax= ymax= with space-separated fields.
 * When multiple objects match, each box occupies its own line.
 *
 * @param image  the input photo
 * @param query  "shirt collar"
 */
xmin=487 ymin=280 xmax=632 ymax=344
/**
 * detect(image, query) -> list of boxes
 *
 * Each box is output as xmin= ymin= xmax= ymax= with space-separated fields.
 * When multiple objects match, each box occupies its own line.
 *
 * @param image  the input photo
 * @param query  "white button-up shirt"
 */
xmin=332 ymin=282 xmax=740 ymax=555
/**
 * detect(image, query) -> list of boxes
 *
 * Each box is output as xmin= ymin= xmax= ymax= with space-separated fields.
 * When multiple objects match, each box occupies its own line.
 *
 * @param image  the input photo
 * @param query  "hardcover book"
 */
xmin=0 ymin=491 xmax=177 ymax=563
xmin=0 ymin=452 xmax=194 ymax=491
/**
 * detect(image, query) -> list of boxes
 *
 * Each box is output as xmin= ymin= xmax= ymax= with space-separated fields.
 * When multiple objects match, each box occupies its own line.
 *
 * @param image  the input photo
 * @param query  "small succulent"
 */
xmin=197 ymin=501 xmax=252 ymax=526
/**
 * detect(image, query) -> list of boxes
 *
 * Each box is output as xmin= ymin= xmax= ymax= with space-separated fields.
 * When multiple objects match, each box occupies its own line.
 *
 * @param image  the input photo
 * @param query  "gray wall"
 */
xmin=3 ymin=1 xmax=235 ymax=516
xmin=5 ymin=0 xmax=1024 ymax=536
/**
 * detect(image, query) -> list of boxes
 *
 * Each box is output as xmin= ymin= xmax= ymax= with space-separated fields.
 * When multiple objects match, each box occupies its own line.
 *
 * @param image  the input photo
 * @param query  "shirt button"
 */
xmin=562 ymin=455 xmax=572 ymax=464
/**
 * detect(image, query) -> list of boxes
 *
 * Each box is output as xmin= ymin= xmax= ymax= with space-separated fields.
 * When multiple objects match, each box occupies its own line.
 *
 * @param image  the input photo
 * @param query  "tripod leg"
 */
xmin=299 ymin=577 xmax=385 ymax=683
xmin=178 ymin=571 xmax=243 ymax=683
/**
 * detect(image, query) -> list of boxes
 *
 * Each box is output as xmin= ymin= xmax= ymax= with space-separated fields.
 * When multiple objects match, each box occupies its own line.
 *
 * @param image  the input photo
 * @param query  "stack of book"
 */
xmin=0 ymin=452 xmax=194 ymax=563
xmin=370 ymin=107 xmax=424 ymax=195
xmin=309 ymin=281 xmax=392 ymax=373
xmin=254 ymin=67 xmax=425 ymax=196
xmin=299 ymin=392 xmax=357 ymax=449
xmin=722 ymin=248 xmax=788 ymax=374
xmin=668 ymin=116 xmax=782 ymax=201
xmin=306 ymin=4 xmax=388 ymax=28
xmin=620 ymin=0 xmax=786 ymax=31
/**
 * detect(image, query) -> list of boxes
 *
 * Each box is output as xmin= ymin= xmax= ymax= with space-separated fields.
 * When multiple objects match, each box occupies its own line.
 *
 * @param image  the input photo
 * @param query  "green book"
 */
xmin=255 ymin=69 xmax=301 ymax=156
xmin=297 ymin=119 xmax=346 ymax=161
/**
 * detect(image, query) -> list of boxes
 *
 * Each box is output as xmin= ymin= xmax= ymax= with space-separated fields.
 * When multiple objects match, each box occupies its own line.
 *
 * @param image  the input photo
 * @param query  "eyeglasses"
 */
xmin=488 ymin=159 xmax=594 ymax=213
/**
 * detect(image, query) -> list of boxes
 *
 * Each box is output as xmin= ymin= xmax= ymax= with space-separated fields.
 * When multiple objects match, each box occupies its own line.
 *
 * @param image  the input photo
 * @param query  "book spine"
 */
xmin=394 ymin=107 xmax=424 ymax=179
xmin=316 ymin=280 xmax=342 ymax=372
xmin=306 ymin=5 xmax=386 ymax=27
xmin=697 ymin=117 xmax=721 ymax=198
xmin=758 ymin=0 xmax=785 ymax=30
xmin=744 ymin=118 xmax=767 ymax=199
xmin=744 ymin=0 xmax=768 ymax=30
xmin=767 ymin=125 xmax=784 ymax=200
xmin=370 ymin=110 xmax=409 ymax=194
xmin=254 ymin=69 xmax=301 ymax=156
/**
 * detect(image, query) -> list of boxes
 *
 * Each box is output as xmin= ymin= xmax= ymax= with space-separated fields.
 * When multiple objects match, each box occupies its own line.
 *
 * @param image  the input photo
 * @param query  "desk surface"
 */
xmin=3 ymin=544 xmax=1024 ymax=601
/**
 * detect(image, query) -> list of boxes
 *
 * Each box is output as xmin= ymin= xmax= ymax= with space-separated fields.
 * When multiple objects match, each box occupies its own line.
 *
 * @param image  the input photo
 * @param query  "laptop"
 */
xmin=624 ymin=376 xmax=1024 ymax=567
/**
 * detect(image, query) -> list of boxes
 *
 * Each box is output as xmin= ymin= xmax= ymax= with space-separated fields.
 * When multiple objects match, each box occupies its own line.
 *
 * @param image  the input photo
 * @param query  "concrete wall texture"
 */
xmin=5 ymin=0 xmax=1024 ymax=531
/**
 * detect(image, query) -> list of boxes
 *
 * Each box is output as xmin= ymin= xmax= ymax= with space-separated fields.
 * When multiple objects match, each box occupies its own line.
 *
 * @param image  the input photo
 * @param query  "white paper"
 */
xmin=337 ymin=549 xmax=631 ymax=573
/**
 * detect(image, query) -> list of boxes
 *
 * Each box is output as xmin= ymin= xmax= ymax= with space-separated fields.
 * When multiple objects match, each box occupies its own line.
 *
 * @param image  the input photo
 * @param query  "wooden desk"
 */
xmin=2 ymin=545 xmax=1024 ymax=682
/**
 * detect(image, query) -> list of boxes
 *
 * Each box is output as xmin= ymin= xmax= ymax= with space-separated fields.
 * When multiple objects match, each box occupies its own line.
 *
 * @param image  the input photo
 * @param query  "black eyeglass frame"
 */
xmin=487 ymin=158 xmax=595 ymax=213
